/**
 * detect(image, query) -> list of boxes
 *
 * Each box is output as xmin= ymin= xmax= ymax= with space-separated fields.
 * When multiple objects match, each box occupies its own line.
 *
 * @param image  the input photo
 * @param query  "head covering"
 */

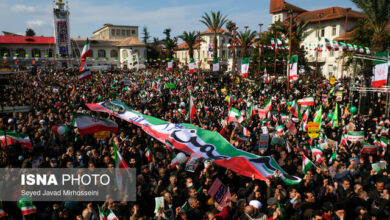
xmin=267 ymin=197 xmax=278 ymax=206
xmin=249 ymin=200 xmax=262 ymax=209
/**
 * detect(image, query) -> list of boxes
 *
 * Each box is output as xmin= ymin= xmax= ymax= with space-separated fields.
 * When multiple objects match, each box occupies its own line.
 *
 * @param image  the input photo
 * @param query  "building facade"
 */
xmin=92 ymin=24 xmax=139 ymax=40
xmin=270 ymin=0 xmax=365 ymax=78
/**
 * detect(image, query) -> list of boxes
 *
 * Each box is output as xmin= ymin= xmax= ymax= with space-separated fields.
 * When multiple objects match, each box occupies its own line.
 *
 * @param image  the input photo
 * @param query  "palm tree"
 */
xmin=237 ymin=30 xmax=258 ymax=57
xmin=225 ymin=20 xmax=236 ymax=32
xmin=163 ymin=28 xmax=171 ymax=40
xmin=352 ymin=0 xmax=390 ymax=52
xmin=179 ymin=31 xmax=198 ymax=59
xmin=162 ymin=37 xmax=177 ymax=59
xmin=200 ymin=11 xmax=228 ymax=59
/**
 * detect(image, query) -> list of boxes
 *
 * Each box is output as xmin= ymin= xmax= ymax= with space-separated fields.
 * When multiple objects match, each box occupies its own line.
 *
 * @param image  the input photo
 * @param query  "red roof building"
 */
xmin=0 ymin=35 xmax=55 ymax=45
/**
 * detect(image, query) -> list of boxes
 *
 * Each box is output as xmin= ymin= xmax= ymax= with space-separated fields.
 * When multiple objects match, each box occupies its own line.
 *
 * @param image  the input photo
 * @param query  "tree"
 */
xmin=352 ymin=0 xmax=390 ymax=52
xmin=142 ymin=27 xmax=150 ymax=44
xmin=26 ymin=28 xmax=35 ymax=36
xmin=237 ymin=29 xmax=257 ymax=57
xmin=161 ymin=29 xmax=177 ymax=59
xmin=163 ymin=28 xmax=171 ymax=40
xmin=225 ymin=20 xmax=236 ymax=32
xmin=179 ymin=31 xmax=198 ymax=59
xmin=200 ymin=11 xmax=228 ymax=59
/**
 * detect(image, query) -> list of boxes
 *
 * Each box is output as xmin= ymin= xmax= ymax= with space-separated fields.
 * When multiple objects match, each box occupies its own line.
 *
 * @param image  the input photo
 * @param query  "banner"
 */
xmin=208 ymin=178 xmax=231 ymax=207
xmin=372 ymin=52 xmax=388 ymax=87
xmin=86 ymin=101 xmax=301 ymax=184
xmin=53 ymin=10 xmax=70 ymax=56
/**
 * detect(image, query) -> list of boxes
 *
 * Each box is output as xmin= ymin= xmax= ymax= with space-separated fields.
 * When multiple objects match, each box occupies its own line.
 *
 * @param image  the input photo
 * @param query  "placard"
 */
xmin=208 ymin=178 xmax=231 ymax=207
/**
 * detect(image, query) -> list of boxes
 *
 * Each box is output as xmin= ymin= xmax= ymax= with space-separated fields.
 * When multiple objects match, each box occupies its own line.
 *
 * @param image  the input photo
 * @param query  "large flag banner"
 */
xmin=72 ymin=115 xmax=118 ymax=135
xmin=86 ymin=101 xmax=301 ymax=184
xmin=372 ymin=52 xmax=388 ymax=87
xmin=0 ymin=130 xmax=32 ymax=149
xmin=287 ymin=55 xmax=298 ymax=81
xmin=213 ymin=58 xmax=220 ymax=72
xmin=241 ymin=57 xmax=249 ymax=78
xmin=189 ymin=58 xmax=195 ymax=73
xmin=78 ymin=63 xmax=92 ymax=81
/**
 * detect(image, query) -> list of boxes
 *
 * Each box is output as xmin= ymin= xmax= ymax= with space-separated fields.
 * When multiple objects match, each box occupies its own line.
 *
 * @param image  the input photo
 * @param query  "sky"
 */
xmin=0 ymin=0 xmax=359 ymax=41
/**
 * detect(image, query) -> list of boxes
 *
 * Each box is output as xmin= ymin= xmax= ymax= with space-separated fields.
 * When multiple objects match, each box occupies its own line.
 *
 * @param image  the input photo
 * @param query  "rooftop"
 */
xmin=93 ymin=24 xmax=138 ymax=34
xmin=0 ymin=35 xmax=55 ymax=45
xmin=270 ymin=0 xmax=307 ymax=14
xmin=296 ymin=7 xmax=365 ymax=23
xmin=200 ymin=27 xmax=230 ymax=35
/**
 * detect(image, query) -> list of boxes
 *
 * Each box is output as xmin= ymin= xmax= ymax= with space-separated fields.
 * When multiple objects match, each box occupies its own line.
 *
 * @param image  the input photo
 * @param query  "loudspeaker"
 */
xmin=358 ymin=93 xmax=370 ymax=115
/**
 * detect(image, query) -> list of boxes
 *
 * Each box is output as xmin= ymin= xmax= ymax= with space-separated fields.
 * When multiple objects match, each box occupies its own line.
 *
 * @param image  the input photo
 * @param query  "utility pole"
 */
xmin=340 ymin=8 xmax=351 ymax=83
xmin=231 ymin=25 xmax=238 ymax=78
xmin=258 ymin=24 xmax=263 ymax=79
xmin=315 ymin=13 xmax=324 ymax=79
xmin=287 ymin=9 xmax=293 ymax=95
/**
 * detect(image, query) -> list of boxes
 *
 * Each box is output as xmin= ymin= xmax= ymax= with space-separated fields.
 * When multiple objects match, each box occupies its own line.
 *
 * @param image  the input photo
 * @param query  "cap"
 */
xmin=249 ymin=200 xmax=262 ymax=209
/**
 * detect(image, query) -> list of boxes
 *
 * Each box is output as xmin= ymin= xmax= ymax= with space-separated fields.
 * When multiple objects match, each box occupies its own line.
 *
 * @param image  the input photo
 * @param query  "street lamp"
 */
xmin=230 ymin=25 xmax=239 ymax=77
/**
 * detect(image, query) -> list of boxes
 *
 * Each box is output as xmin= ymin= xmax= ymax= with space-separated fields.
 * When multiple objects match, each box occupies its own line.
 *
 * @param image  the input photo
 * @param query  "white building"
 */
xmin=269 ymin=0 xmax=365 ymax=78
xmin=174 ymin=28 xmax=231 ymax=70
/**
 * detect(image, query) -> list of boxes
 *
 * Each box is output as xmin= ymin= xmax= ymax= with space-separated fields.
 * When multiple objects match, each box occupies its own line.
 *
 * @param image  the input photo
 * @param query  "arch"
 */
xmin=15 ymin=48 xmax=26 ymax=57
xmin=31 ymin=48 xmax=41 ymax=57
xmin=110 ymin=49 xmax=118 ymax=58
xmin=98 ymin=49 xmax=106 ymax=58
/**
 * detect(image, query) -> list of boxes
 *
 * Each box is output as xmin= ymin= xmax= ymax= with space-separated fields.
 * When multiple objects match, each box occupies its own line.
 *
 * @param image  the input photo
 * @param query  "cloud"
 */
xmin=11 ymin=4 xmax=36 ymax=13
xmin=26 ymin=20 xmax=45 ymax=28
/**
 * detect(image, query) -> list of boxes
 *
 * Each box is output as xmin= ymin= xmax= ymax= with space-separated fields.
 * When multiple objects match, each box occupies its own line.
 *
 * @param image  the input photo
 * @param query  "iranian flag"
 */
xmin=189 ymin=94 xmax=196 ymax=124
xmin=72 ymin=115 xmax=118 ymax=135
xmin=167 ymin=59 xmax=173 ymax=71
xmin=248 ymin=102 xmax=255 ymax=119
xmin=298 ymin=97 xmax=314 ymax=106
xmin=276 ymin=124 xmax=284 ymax=134
xmin=276 ymin=38 xmax=282 ymax=46
xmin=372 ymin=52 xmax=388 ymax=87
xmin=346 ymin=131 xmax=364 ymax=142
xmin=341 ymin=134 xmax=348 ymax=146
xmin=380 ymin=137 xmax=388 ymax=148
xmin=145 ymin=147 xmax=152 ymax=161
xmin=264 ymin=97 xmax=272 ymax=111
xmin=311 ymin=148 xmax=323 ymax=164
xmin=325 ymin=38 xmax=332 ymax=50
xmin=78 ymin=63 xmax=92 ymax=81
xmin=289 ymin=100 xmax=299 ymax=118
xmin=281 ymin=114 xmax=289 ymax=122
xmin=114 ymin=143 xmax=130 ymax=193
xmin=79 ymin=38 xmax=91 ymax=72
xmin=263 ymin=68 xmax=270 ymax=83
xmin=228 ymin=108 xmax=244 ymax=123
xmin=189 ymin=58 xmax=195 ymax=73
xmin=98 ymin=206 xmax=118 ymax=220
xmin=328 ymin=150 xmax=337 ymax=164
xmin=17 ymin=197 xmax=36 ymax=216
xmin=86 ymin=101 xmax=301 ymax=184
xmin=0 ymin=130 xmax=32 ymax=149
xmin=213 ymin=58 xmax=219 ymax=72
xmin=287 ymin=55 xmax=298 ymax=81
xmin=313 ymin=105 xmax=322 ymax=130
xmin=271 ymin=38 xmax=275 ymax=47
xmin=302 ymin=155 xmax=314 ymax=174
xmin=333 ymin=40 xmax=339 ymax=51
xmin=241 ymin=57 xmax=249 ymax=78
xmin=339 ymin=42 xmax=347 ymax=50
xmin=0 ymin=209 xmax=8 ymax=218
xmin=374 ymin=137 xmax=381 ymax=146
xmin=302 ymin=106 xmax=310 ymax=122
xmin=365 ymin=47 xmax=371 ymax=55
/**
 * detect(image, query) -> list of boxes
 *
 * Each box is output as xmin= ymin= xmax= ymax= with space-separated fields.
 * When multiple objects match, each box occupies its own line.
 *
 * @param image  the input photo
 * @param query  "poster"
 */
xmin=208 ymin=178 xmax=231 ymax=207
xmin=259 ymin=134 xmax=269 ymax=149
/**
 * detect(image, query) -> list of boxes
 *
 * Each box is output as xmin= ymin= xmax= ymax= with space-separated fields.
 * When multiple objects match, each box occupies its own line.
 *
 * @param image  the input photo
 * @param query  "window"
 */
xmin=122 ymin=30 xmax=125 ymax=36
xmin=132 ymin=30 xmax=135 ymax=34
xmin=0 ymin=47 xmax=10 ymax=57
xmin=112 ymin=29 xmax=115 ymax=36
xmin=110 ymin=50 xmax=118 ymax=58
xmin=315 ymin=29 xmax=318 ymax=37
xmin=328 ymin=65 xmax=333 ymax=76
xmin=329 ymin=50 xmax=334 ymax=57
xmin=321 ymin=29 xmax=325 ymax=37
xmin=332 ymin=26 xmax=337 ymax=36
xmin=98 ymin=49 xmax=106 ymax=58
xmin=31 ymin=48 xmax=41 ymax=57
xmin=122 ymin=50 xmax=128 ymax=59
xmin=15 ymin=48 xmax=25 ymax=57
xmin=126 ymin=30 xmax=130 ymax=36
xmin=48 ymin=49 xmax=53 ymax=57
xmin=116 ymin=29 xmax=120 ymax=35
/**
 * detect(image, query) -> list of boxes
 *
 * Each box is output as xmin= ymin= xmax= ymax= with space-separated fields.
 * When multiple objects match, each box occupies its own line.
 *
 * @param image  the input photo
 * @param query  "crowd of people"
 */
xmin=0 ymin=66 xmax=389 ymax=220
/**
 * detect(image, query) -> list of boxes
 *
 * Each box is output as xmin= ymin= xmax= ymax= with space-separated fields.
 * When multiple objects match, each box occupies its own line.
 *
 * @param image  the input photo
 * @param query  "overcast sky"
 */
xmin=0 ymin=0 xmax=359 ymax=41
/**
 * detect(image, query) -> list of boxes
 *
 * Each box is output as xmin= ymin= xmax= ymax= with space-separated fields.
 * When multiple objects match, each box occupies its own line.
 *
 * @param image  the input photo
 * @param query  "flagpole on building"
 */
xmin=287 ymin=8 xmax=292 ymax=96
xmin=315 ymin=13 xmax=324 ymax=79
xmin=340 ymin=8 xmax=351 ymax=82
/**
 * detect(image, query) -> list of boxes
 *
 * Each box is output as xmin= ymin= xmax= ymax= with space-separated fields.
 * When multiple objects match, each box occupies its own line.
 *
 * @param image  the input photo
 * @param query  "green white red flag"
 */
xmin=167 ymin=59 xmax=173 ymax=71
xmin=79 ymin=38 xmax=91 ymax=72
xmin=264 ymin=97 xmax=272 ymax=111
xmin=213 ymin=58 xmax=219 ymax=72
xmin=298 ymin=97 xmax=314 ymax=106
xmin=72 ymin=114 xmax=118 ymax=135
xmin=302 ymin=155 xmax=314 ymax=174
xmin=0 ymin=130 xmax=32 ymax=149
xmin=241 ymin=57 xmax=249 ymax=78
xmin=287 ymin=55 xmax=298 ymax=81
xmin=98 ymin=206 xmax=118 ymax=220
xmin=0 ymin=209 xmax=7 ymax=218
xmin=289 ymin=100 xmax=299 ymax=118
xmin=189 ymin=58 xmax=195 ymax=73
xmin=86 ymin=101 xmax=301 ymax=184
xmin=17 ymin=197 xmax=36 ymax=216
xmin=189 ymin=94 xmax=196 ymax=124
xmin=346 ymin=131 xmax=364 ymax=142
xmin=227 ymin=108 xmax=244 ymax=123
